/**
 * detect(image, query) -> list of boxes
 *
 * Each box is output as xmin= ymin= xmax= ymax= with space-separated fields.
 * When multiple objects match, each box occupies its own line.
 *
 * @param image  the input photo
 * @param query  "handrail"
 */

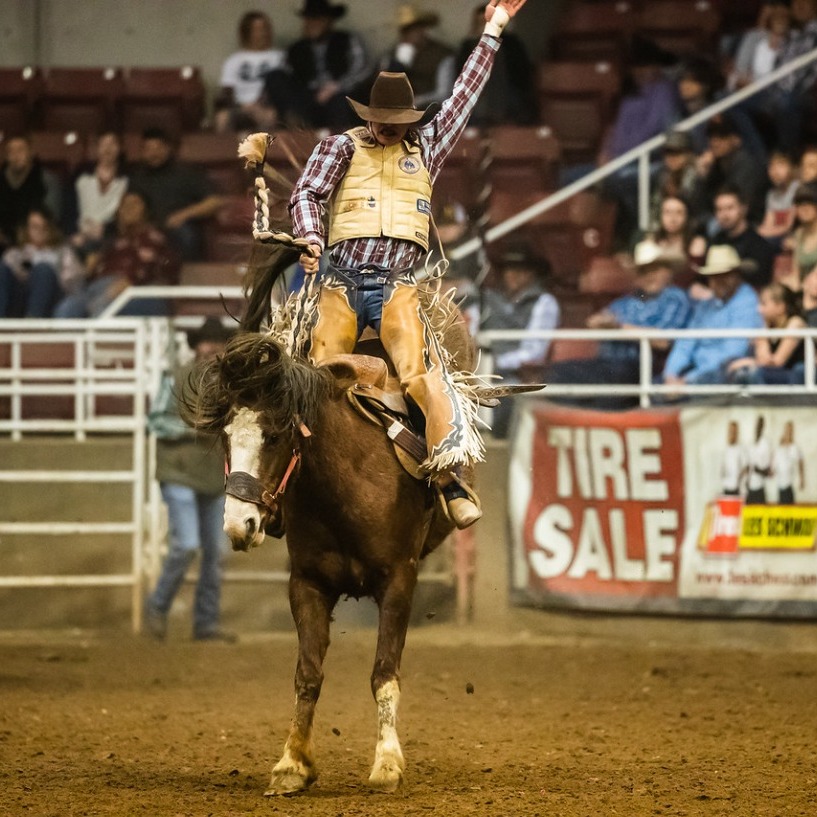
xmin=451 ymin=45 xmax=817 ymax=260
xmin=97 ymin=285 xmax=244 ymax=318
xmin=477 ymin=326 xmax=817 ymax=408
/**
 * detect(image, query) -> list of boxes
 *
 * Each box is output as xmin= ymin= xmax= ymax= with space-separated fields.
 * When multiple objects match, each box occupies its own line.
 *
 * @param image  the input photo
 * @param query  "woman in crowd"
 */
xmin=214 ymin=10 xmax=284 ymax=133
xmin=727 ymin=281 xmax=806 ymax=384
xmin=0 ymin=208 xmax=84 ymax=317
xmin=70 ymin=131 xmax=128 ymax=260
xmin=55 ymin=191 xmax=180 ymax=318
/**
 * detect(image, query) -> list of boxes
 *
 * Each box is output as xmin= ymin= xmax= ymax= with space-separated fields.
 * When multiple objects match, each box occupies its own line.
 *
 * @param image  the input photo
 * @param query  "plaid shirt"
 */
xmin=290 ymin=34 xmax=500 ymax=270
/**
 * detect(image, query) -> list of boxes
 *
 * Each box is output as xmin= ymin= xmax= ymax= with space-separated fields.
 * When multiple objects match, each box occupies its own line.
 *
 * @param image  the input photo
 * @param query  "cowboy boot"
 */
xmin=437 ymin=472 xmax=483 ymax=530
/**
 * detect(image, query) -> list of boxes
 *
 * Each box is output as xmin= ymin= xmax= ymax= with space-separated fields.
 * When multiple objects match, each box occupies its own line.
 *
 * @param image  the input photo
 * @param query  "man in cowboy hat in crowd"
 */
xmin=661 ymin=244 xmax=763 ymax=390
xmin=380 ymin=4 xmax=456 ymax=107
xmin=144 ymin=317 xmax=237 ymax=642
xmin=264 ymin=0 xmax=370 ymax=130
xmin=290 ymin=0 xmax=529 ymax=528
xmin=545 ymin=239 xmax=692 ymax=410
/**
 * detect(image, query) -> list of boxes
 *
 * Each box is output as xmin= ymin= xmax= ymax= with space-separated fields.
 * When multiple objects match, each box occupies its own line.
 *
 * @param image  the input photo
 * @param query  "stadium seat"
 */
xmin=550 ymin=1 xmax=638 ymax=66
xmin=434 ymin=127 xmax=483 ymax=214
xmin=486 ymin=125 xmax=561 ymax=195
xmin=39 ymin=67 xmax=123 ymax=134
xmin=120 ymin=67 xmax=206 ymax=137
xmin=578 ymin=254 xmax=637 ymax=295
xmin=29 ymin=131 xmax=87 ymax=179
xmin=0 ymin=67 xmax=42 ymax=135
xmin=179 ymin=132 xmax=249 ymax=195
xmin=636 ymin=0 xmax=721 ymax=55
xmin=537 ymin=61 xmax=621 ymax=162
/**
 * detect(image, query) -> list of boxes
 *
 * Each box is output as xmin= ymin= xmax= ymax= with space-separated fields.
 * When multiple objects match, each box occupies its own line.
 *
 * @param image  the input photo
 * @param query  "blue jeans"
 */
xmin=0 ymin=261 xmax=63 ymax=317
xmin=147 ymin=483 xmax=227 ymax=637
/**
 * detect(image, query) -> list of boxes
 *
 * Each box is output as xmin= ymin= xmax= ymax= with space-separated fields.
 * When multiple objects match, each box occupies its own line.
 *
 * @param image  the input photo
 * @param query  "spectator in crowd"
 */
xmin=54 ymin=191 xmax=180 ymax=318
xmin=0 ymin=208 xmax=84 ymax=318
xmin=214 ymin=10 xmax=284 ymax=133
xmin=127 ymin=127 xmax=222 ymax=261
xmin=481 ymin=245 xmax=559 ymax=436
xmin=650 ymin=194 xmax=708 ymax=278
xmin=381 ymin=5 xmax=456 ymax=108
xmin=650 ymin=130 xmax=706 ymax=227
xmin=798 ymin=144 xmax=817 ymax=183
xmin=264 ymin=0 xmax=369 ymax=130
xmin=144 ymin=317 xmax=236 ymax=643
xmin=727 ymin=281 xmax=806 ymax=384
xmin=774 ymin=420 xmax=804 ymax=504
xmin=594 ymin=36 xmax=681 ymax=243
xmin=800 ymin=262 xmax=817 ymax=324
xmin=69 ymin=131 xmax=128 ymax=261
xmin=757 ymin=150 xmax=798 ymax=249
xmin=676 ymin=57 xmax=725 ymax=155
xmin=660 ymin=244 xmax=764 ymax=389
xmin=709 ymin=185 xmax=776 ymax=289
xmin=729 ymin=2 xmax=791 ymax=93
xmin=720 ymin=420 xmax=748 ymax=496
xmin=0 ymin=135 xmax=62 ymax=251
xmin=788 ymin=182 xmax=817 ymax=280
xmin=746 ymin=415 xmax=772 ymax=504
xmin=455 ymin=2 xmax=535 ymax=125
xmin=546 ymin=239 xmax=692 ymax=409
xmin=695 ymin=116 xmax=768 ymax=226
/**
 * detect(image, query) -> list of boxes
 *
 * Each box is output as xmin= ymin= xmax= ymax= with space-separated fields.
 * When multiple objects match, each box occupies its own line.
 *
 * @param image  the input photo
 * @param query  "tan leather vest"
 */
xmin=328 ymin=127 xmax=432 ymax=251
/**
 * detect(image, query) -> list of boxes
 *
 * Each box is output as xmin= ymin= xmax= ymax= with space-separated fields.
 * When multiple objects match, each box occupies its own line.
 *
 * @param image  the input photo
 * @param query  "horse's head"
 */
xmin=184 ymin=333 xmax=330 ymax=551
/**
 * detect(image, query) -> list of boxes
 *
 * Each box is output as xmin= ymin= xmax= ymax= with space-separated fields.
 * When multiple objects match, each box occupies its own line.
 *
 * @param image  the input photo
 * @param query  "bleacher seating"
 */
xmin=29 ymin=130 xmax=87 ymax=178
xmin=178 ymin=132 xmax=249 ymax=195
xmin=537 ymin=60 xmax=621 ymax=163
xmin=0 ymin=67 xmax=42 ymax=136
xmin=550 ymin=1 xmax=637 ymax=66
xmin=637 ymin=0 xmax=721 ymax=55
xmin=487 ymin=125 xmax=561 ymax=196
xmin=39 ymin=67 xmax=123 ymax=134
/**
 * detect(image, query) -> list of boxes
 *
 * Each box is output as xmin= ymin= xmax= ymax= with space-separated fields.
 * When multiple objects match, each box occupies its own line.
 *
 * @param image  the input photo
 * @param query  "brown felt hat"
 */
xmin=347 ymin=71 xmax=430 ymax=124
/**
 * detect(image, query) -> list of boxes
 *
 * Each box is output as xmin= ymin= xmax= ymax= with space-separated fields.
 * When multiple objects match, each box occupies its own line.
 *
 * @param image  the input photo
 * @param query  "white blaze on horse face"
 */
xmin=224 ymin=407 xmax=265 ymax=547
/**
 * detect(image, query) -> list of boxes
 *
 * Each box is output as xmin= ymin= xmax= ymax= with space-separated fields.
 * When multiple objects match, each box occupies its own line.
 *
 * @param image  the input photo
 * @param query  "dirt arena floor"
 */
xmin=2 ymin=610 xmax=816 ymax=817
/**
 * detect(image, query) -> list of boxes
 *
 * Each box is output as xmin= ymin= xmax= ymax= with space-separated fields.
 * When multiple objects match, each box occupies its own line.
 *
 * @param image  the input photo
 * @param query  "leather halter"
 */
xmin=223 ymin=420 xmax=311 ymax=514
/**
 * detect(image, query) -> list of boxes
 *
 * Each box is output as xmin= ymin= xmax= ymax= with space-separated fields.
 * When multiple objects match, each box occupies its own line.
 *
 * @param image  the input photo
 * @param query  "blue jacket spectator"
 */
xmin=662 ymin=245 xmax=764 ymax=385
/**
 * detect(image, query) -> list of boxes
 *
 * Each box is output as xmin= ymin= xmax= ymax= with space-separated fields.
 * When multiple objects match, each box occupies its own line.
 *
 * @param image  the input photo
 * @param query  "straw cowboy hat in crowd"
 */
xmin=696 ymin=245 xmax=757 ymax=276
xmin=347 ymin=71 xmax=431 ymax=124
xmin=633 ymin=239 xmax=685 ymax=271
xmin=298 ymin=0 xmax=347 ymax=19
xmin=397 ymin=4 xmax=440 ymax=29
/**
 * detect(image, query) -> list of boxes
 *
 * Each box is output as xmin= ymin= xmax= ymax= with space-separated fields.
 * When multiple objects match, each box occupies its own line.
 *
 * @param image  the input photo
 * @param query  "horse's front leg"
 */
xmin=266 ymin=576 xmax=335 ymax=796
xmin=368 ymin=562 xmax=418 ymax=792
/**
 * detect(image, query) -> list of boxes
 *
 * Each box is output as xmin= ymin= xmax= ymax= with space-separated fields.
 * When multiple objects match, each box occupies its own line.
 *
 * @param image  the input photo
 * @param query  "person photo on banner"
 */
xmin=720 ymin=419 xmax=749 ymax=497
xmin=746 ymin=414 xmax=772 ymax=505
xmin=773 ymin=419 xmax=805 ymax=505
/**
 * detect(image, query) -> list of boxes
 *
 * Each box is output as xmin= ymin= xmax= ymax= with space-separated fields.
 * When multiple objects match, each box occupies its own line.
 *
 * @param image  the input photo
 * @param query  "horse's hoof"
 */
xmin=367 ymin=763 xmax=403 ymax=793
xmin=265 ymin=763 xmax=316 ymax=796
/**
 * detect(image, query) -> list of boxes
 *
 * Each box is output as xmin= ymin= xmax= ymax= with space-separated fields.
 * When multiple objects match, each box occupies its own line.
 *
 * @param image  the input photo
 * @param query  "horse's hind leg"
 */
xmin=368 ymin=563 xmax=417 ymax=792
xmin=266 ymin=577 xmax=335 ymax=796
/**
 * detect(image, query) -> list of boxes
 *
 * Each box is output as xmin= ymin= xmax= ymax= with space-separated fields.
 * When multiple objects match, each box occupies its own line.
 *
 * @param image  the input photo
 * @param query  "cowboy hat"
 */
xmin=347 ymin=71 xmax=430 ymax=124
xmin=298 ymin=0 xmax=346 ymax=19
xmin=633 ymin=239 xmax=685 ymax=270
xmin=696 ymin=244 xmax=757 ymax=276
xmin=186 ymin=317 xmax=235 ymax=349
xmin=397 ymin=4 xmax=440 ymax=29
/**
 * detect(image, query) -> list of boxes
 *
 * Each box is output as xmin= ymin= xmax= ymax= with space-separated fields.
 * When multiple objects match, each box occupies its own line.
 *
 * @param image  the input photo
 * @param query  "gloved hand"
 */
xmin=484 ymin=0 xmax=527 ymax=38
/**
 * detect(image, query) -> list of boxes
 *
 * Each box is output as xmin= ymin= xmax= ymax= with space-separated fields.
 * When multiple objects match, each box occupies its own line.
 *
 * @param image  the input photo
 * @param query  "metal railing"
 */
xmin=477 ymin=326 xmax=817 ymax=409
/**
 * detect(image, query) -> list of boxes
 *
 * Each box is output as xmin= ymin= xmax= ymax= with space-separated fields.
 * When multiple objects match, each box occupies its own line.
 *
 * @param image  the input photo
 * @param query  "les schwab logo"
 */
xmin=524 ymin=421 xmax=684 ymax=590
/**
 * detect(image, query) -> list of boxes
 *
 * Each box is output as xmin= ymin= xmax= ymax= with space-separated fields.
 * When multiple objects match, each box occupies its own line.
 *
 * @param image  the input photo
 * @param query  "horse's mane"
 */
xmin=182 ymin=334 xmax=332 ymax=436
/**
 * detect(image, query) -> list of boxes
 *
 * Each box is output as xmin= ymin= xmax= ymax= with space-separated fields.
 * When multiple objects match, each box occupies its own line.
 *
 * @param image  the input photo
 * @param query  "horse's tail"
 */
xmin=237 ymin=133 xmax=302 ymax=333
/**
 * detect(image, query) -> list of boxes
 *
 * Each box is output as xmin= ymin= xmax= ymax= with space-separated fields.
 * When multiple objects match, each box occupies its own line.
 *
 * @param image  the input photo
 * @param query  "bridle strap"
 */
xmin=224 ymin=449 xmax=301 ymax=513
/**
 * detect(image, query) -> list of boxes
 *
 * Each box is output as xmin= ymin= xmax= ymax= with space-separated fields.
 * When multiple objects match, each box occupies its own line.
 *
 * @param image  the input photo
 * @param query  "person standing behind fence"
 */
xmin=144 ymin=317 xmax=236 ymax=643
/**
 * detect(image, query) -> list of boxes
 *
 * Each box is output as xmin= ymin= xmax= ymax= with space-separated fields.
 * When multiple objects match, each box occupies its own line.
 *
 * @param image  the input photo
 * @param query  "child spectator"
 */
xmin=727 ymin=281 xmax=806 ymax=384
xmin=757 ymin=151 xmax=798 ymax=248
xmin=798 ymin=145 xmax=817 ymax=183
xmin=214 ymin=11 xmax=284 ymax=133
xmin=0 ymin=208 xmax=84 ymax=318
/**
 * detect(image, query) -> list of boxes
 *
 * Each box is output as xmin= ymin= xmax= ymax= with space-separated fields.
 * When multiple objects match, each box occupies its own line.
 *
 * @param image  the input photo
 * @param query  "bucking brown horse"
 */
xmin=186 ymin=325 xmax=475 ymax=795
